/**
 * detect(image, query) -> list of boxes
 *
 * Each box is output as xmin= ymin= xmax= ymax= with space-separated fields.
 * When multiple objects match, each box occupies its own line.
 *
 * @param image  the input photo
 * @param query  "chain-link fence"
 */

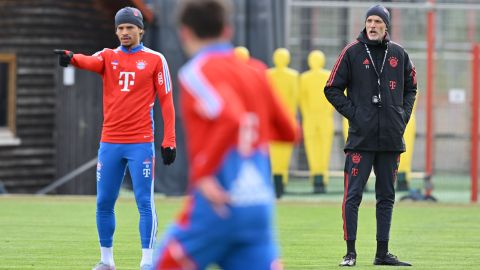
xmin=286 ymin=0 xmax=480 ymax=176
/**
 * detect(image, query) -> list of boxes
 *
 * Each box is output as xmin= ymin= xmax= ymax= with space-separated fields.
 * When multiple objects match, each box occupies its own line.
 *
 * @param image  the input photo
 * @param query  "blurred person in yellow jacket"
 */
xmin=299 ymin=50 xmax=333 ymax=193
xmin=267 ymin=48 xmax=299 ymax=198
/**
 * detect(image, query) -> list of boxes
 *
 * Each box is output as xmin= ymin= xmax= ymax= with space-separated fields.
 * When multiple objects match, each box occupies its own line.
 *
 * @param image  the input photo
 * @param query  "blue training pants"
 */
xmin=96 ymin=142 xmax=157 ymax=249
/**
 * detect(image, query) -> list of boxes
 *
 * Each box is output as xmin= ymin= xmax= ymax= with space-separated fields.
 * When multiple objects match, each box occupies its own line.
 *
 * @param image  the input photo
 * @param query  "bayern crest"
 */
xmin=389 ymin=56 xmax=398 ymax=68
xmin=351 ymin=153 xmax=362 ymax=164
xmin=136 ymin=60 xmax=147 ymax=70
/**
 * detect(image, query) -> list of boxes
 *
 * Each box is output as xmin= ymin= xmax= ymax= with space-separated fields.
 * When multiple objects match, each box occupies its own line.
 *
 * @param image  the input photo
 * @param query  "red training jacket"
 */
xmin=71 ymin=44 xmax=176 ymax=147
xmin=178 ymin=43 xmax=298 ymax=185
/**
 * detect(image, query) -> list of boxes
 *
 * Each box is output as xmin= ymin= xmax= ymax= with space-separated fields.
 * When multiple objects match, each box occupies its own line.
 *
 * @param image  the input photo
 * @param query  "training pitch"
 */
xmin=1 ymin=185 xmax=479 ymax=270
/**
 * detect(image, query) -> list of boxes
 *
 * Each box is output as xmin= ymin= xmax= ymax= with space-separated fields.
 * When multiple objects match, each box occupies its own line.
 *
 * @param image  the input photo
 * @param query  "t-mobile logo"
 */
xmin=119 ymin=72 xmax=135 ymax=92
xmin=143 ymin=168 xmax=151 ymax=178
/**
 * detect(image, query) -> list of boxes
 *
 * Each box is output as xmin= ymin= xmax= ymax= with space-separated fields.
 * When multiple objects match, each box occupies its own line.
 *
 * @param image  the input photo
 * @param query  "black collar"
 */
xmin=357 ymin=29 xmax=390 ymax=47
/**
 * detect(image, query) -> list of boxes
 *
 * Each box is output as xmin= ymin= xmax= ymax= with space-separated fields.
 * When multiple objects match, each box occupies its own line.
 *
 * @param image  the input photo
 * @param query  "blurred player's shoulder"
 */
xmin=179 ymin=51 xmax=266 ymax=92
xmin=247 ymin=57 xmax=268 ymax=72
xmin=244 ymin=57 xmax=271 ymax=87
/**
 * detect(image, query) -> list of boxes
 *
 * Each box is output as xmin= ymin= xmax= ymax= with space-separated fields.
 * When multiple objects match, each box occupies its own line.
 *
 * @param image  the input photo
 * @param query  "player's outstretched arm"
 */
xmin=54 ymin=49 xmax=105 ymax=74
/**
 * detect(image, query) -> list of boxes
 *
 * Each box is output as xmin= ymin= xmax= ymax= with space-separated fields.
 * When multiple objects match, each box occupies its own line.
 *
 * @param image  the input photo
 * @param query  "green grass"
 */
xmin=0 ymin=195 xmax=479 ymax=269
xmin=277 ymin=201 xmax=480 ymax=269
xmin=285 ymin=173 xmax=474 ymax=204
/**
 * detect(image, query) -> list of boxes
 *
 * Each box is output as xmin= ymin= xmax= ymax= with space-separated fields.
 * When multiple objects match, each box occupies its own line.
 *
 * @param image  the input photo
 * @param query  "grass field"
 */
xmin=1 ymin=183 xmax=479 ymax=270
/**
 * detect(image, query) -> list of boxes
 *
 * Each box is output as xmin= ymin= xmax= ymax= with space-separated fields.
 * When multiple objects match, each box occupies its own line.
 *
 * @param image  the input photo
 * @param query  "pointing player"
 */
xmin=153 ymin=0 xmax=298 ymax=269
xmin=54 ymin=7 xmax=176 ymax=270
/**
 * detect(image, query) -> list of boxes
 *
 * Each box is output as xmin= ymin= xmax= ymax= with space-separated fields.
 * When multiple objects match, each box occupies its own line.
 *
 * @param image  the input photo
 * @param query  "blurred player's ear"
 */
xmin=179 ymin=26 xmax=193 ymax=43
xmin=178 ymin=26 xmax=195 ymax=56
xmin=221 ymin=25 xmax=233 ymax=41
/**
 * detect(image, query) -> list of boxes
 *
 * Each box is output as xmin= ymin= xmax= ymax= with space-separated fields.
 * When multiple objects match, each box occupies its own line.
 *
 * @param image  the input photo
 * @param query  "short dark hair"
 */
xmin=177 ymin=0 xmax=232 ymax=39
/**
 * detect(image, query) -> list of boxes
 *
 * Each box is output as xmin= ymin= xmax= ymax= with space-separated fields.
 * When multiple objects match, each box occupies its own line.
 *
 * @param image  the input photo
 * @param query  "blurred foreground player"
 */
xmin=153 ymin=0 xmax=297 ymax=269
xmin=54 ymin=7 xmax=176 ymax=270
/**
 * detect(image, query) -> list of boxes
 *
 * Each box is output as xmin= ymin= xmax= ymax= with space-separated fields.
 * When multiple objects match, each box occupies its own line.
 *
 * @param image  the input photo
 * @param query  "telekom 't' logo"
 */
xmin=119 ymin=72 xmax=135 ymax=92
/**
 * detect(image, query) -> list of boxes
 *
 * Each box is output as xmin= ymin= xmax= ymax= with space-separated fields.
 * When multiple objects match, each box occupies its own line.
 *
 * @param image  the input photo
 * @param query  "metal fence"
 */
xmin=285 ymin=0 xmax=480 ymax=174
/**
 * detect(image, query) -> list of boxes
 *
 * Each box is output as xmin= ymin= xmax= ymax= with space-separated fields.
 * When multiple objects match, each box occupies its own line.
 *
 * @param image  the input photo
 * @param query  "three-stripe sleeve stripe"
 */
xmin=326 ymin=41 xmax=358 ymax=87
xmin=160 ymin=54 xmax=172 ymax=94
xmin=178 ymin=58 xmax=223 ymax=119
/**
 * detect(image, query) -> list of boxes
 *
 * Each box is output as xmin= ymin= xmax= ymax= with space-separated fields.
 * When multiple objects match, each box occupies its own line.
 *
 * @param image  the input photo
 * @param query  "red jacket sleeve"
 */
xmin=155 ymin=55 xmax=176 ymax=148
xmin=71 ymin=50 xmax=105 ymax=74
xmin=266 ymin=79 xmax=299 ymax=143
xmin=252 ymin=63 xmax=298 ymax=143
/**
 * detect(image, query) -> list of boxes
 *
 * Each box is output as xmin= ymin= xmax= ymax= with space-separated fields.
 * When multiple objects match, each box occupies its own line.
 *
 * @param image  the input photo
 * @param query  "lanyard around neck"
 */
xmin=364 ymin=43 xmax=389 ymax=86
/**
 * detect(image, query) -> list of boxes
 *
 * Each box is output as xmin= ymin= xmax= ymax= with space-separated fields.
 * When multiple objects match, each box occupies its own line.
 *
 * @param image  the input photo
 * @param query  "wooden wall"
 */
xmin=0 ymin=0 xmax=116 ymax=193
xmin=55 ymin=68 xmax=103 ymax=195
xmin=0 ymin=0 xmax=284 ymax=194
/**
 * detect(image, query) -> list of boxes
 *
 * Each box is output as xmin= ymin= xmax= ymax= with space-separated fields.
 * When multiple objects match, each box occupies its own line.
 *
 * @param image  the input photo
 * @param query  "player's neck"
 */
xmin=122 ymin=41 xmax=141 ymax=51
xmin=189 ymin=38 xmax=229 ymax=56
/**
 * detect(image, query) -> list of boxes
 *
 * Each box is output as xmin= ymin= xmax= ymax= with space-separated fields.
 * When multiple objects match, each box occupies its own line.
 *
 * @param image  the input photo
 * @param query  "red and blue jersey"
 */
xmin=71 ymin=43 xmax=176 ymax=147
xmin=178 ymin=43 xmax=297 ymax=186
xmin=153 ymin=44 xmax=298 ymax=269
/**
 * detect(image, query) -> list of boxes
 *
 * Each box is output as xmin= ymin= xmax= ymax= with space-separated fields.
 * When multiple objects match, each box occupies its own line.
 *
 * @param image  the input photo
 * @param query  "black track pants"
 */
xmin=341 ymin=151 xmax=400 ymax=241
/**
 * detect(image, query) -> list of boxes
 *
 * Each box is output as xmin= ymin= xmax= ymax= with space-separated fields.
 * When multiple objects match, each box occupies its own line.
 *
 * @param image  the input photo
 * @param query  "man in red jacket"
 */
xmin=55 ymin=7 xmax=176 ymax=270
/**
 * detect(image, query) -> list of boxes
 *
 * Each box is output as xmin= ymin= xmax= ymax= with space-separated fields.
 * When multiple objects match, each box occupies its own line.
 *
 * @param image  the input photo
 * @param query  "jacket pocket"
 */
xmin=350 ymin=106 xmax=373 ymax=135
xmin=348 ymin=106 xmax=360 ymax=133
xmin=389 ymin=105 xmax=407 ymax=135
